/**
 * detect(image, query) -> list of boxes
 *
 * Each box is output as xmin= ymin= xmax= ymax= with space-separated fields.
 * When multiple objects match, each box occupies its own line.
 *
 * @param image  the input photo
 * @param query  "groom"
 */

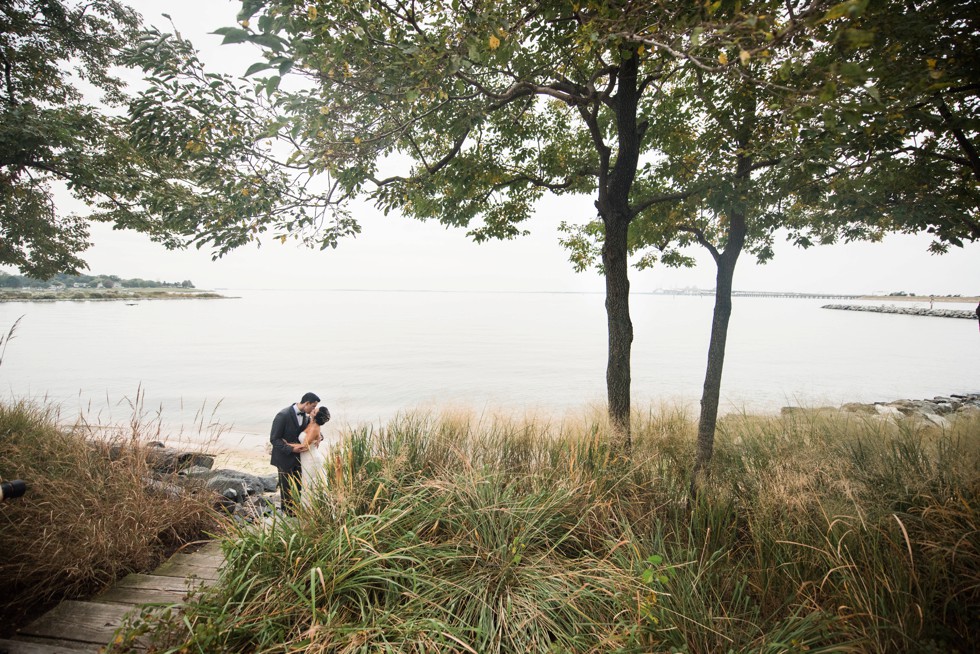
xmin=270 ymin=392 xmax=319 ymax=516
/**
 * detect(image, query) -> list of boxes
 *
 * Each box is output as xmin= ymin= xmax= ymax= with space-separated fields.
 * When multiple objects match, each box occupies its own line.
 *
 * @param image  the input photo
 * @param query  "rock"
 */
xmin=874 ymin=404 xmax=903 ymax=418
xmin=145 ymin=447 xmax=215 ymax=473
xmin=842 ymin=402 xmax=875 ymax=414
xmin=205 ymin=475 xmax=248 ymax=502
xmin=178 ymin=465 xmax=215 ymax=479
xmin=921 ymin=413 xmax=951 ymax=429
xmin=252 ymin=495 xmax=275 ymax=515
xmin=210 ymin=469 xmax=265 ymax=495
xmin=178 ymin=452 xmax=215 ymax=470
xmin=184 ymin=468 xmax=267 ymax=495
xmin=885 ymin=401 xmax=916 ymax=416
xmin=214 ymin=495 xmax=237 ymax=513
xmin=144 ymin=477 xmax=185 ymax=498
xmin=822 ymin=305 xmax=975 ymax=319
xmin=260 ymin=475 xmax=278 ymax=492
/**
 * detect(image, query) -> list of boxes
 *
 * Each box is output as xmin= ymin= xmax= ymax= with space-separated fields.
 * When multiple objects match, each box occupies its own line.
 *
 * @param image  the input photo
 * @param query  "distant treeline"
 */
xmin=0 ymin=272 xmax=194 ymax=289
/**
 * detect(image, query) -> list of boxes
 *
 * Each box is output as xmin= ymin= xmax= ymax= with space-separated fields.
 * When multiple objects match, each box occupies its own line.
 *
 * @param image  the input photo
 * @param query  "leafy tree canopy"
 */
xmin=0 ymin=0 xmax=352 ymax=279
xmin=0 ymin=0 xmax=139 ymax=277
xmin=805 ymin=0 xmax=980 ymax=251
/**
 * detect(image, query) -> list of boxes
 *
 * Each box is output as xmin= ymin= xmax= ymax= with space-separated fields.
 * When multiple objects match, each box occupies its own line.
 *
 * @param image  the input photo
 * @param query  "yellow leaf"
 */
xmin=353 ymin=136 xmax=361 ymax=144
xmin=240 ymin=19 xmax=249 ymax=28
xmin=926 ymin=58 xmax=937 ymax=69
xmin=308 ymin=5 xmax=317 ymax=20
xmin=319 ymin=106 xmax=330 ymax=115
xmin=739 ymin=49 xmax=750 ymax=65
xmin=637 ymin=44 xmax=646 ymax=56
xmin=242 ymin=188 xmax=250 ymax=197
xmin=718 ymin=52 xmax=728 ymax=65
xmin=488 ymin=35 xmax=500 ymax=50
xmin=280 ymin=235 xmax=287 ymax=244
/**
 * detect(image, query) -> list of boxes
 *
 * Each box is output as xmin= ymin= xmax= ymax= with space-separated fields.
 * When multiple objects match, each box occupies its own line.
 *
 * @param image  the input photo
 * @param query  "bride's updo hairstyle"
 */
xmin=313 ymin=406 xmax=331 ymax=425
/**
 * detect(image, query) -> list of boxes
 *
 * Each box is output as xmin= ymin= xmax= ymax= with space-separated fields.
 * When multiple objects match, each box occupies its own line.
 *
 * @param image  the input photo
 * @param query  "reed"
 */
xmin=0 ymin=400 xmax=218 ymax=634
xmin=118 ymin=406 xmax=978 ymax=653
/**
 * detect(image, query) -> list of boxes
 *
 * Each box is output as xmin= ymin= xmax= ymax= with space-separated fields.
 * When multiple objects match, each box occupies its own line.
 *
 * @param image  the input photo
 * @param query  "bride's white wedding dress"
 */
xmin=299 ymin=431 xmax=328 ymax=507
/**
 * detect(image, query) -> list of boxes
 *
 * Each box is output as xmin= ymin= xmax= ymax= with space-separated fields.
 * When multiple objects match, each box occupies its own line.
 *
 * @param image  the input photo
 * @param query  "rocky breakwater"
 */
xmin=837 ymin=393 xmax=980 ymax=429
xmin=138 ymin=442 xmax=279 ymax=522
xmin=823 ymin=304 xmax=977 ymax=319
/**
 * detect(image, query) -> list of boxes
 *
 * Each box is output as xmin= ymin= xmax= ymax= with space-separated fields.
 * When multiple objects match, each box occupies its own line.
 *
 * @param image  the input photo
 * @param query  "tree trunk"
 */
xmin=690 ymin=218 xmax=745 ymax=497
xmin=603 ymin=213 xmax=633 ymax=447
xmin=591 ymin=52 xmax=641 ymax=448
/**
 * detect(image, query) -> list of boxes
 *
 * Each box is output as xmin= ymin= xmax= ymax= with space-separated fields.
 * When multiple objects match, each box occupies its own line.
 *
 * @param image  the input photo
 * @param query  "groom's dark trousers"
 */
xmin=270 ymin=405 xmax=309 ymax=516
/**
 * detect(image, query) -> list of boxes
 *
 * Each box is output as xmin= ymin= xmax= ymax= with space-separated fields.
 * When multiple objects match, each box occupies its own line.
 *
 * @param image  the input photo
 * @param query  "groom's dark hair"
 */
xmin=301 ymin=392 xmax=320 ymax=404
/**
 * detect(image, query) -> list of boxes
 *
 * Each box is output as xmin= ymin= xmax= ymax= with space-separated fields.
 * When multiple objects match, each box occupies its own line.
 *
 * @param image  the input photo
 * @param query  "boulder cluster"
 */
xmin=823 ymin=304 xmax=977 ymax=319
xmin=839 ymin=393 xmax=980 ymax=429
xmin=142 ymin=442 xmax=279 ymax=521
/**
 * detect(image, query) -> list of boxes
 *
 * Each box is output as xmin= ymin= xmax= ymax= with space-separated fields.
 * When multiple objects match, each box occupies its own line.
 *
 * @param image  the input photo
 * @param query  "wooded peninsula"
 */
xmin=0 ymin=272 xmax=226 ymax=301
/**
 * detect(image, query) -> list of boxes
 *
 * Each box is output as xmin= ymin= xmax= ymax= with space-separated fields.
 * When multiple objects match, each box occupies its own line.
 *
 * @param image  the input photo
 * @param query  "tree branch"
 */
xmin=678 ymin=224 xmax=720 ymax=262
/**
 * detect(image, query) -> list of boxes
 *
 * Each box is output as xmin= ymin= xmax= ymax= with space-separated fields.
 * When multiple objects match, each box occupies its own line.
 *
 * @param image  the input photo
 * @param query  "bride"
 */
xmin=299 ymin=405 xmax=330 ymax=507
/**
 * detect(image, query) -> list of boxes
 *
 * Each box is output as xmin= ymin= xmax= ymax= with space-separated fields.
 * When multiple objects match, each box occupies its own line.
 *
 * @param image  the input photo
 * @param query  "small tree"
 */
xmin=135 ymin=0 xmax=804 ymax=442
xmin=626 ymin=0 xmax=978 ymax=491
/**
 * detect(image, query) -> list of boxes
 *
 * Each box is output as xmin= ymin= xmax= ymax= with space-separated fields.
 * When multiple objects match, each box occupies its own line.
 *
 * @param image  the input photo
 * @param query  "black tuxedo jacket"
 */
xmin=270 ymin=404 xmax=309 ymax=471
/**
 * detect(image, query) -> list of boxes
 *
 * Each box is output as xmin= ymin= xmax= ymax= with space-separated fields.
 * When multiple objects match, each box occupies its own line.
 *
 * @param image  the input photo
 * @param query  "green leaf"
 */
xmin=249 ymin=33 xmax=286 ymax=53
xmin=212 ymin=27 xmax=249 ymax=45
xmin=244 ymin=62 xmax=272 ymax=77
xmin=843 ymin=28 xmax=875 ymax=48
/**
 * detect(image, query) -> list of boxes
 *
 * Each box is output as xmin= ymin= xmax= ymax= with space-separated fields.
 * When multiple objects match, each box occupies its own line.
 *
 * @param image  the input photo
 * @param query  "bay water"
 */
xmin=1 ymin=290 xmax=976 ymax=455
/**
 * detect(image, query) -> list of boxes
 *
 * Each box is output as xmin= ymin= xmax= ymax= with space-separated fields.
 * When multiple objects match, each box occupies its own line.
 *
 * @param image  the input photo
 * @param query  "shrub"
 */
xmin=0 ymin=400 xmax=218 ymax=634
xmin=117 ymin=407 xmax=979 ymax=653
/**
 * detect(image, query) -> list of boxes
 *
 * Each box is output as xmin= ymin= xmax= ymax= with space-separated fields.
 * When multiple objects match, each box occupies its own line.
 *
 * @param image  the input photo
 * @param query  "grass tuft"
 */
xmin=117 ymin=406 xmax=978 ymax=653
xmin=0 ymin=400 xmax=219 ymax=634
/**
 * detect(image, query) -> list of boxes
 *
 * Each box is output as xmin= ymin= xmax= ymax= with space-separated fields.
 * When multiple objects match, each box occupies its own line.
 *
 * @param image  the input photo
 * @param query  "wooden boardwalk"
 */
xmin=0 ymin=541 xmax=223 ymax=654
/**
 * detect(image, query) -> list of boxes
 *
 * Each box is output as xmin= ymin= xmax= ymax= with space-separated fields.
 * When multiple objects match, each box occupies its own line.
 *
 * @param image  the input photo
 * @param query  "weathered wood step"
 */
xmin=0 ymin=638 xmax=100 ymax=653
xmin=151 ymin=554 xmax=221 ymax=580
xmin=16 ymin=601 xmax=133 ymax=644
xmin=4 ymin=541 xmax=225 ymax=653
xmin=96 ymin=585 xmax=187 ymax=606
xmin=113 ymin=572 xmax=206 ymax=592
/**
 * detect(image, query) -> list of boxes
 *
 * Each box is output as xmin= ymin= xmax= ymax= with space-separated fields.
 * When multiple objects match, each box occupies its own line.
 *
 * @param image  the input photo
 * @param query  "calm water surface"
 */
xmin=1 ymin=290 xmax=976 ymax=447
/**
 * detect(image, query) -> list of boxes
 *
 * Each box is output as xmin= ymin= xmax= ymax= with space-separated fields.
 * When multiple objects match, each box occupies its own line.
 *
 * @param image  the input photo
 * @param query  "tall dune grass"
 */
xmin=119 ymin=406 xmax=978 ymax=653
xmin=0 ymin=400 xmax=219 ymax=634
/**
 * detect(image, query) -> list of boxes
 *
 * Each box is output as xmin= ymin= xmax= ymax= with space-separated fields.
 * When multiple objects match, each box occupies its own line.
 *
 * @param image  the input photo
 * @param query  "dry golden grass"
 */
xmin=0 ymin=401 xmax=219 ymax=634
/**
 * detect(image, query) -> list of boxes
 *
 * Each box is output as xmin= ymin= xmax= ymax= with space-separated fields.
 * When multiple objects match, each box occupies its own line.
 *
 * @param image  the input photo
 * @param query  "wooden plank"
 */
xmin=17 ymin=601 xmax=133 ymax=644
xmin=95 ymin=586 xmax=187 ymax=606
xmin=113 ymin=573 xmax=205 ymax=592
xmin=0 ymin=638 xmax=100 ymax=653
xmin=194 ymin=542 xmax=223 ymax=557
xmin=165 ymin=551 xmax=224 ymax=568
xmin=152 ymin=556 xmax=221 ymax=580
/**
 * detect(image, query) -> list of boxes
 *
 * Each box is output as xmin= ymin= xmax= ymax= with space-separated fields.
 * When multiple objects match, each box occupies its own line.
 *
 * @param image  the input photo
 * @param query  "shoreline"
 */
xmin=823 ymin=303 xmax=977 ymax=319
xmin=148 ymin=392 xmax=980 ymax=476
xmin=857 ymin=295 xmax=979 ymax=303
xmin=0 ymin=288 xmax=231 ymax=302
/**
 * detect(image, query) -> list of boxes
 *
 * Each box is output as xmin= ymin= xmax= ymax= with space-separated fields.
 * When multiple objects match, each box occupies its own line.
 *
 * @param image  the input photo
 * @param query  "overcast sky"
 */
xmin=36 ymin=1 xmax=980 ymax=295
